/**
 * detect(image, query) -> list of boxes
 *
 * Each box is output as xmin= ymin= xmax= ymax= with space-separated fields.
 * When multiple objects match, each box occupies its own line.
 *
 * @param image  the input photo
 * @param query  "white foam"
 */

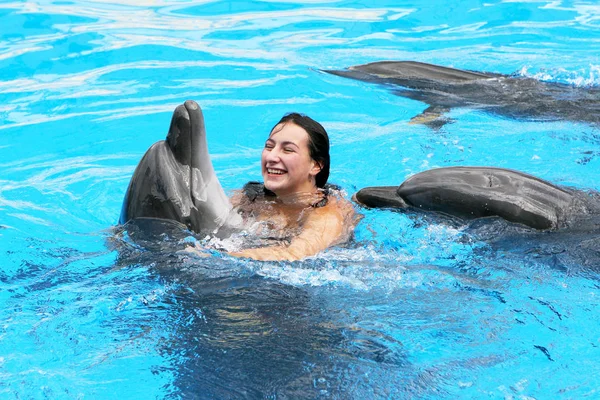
xmin=517 ymin=64 xmax=600 ymax=87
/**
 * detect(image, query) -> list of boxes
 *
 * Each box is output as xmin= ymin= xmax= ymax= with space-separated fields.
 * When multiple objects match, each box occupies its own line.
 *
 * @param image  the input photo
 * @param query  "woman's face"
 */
xmin=262 ymin=122 xmax=321 ymax=197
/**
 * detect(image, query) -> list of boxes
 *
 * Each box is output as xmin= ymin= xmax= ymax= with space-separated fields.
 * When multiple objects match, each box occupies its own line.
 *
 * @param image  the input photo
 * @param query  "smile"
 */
xmin=267 ymin=168 xmax=286 ymax=175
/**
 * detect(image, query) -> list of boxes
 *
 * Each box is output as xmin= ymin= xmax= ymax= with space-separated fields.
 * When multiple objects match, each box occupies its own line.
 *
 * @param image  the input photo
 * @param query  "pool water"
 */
xmin=2 ymin=0 xmax=600 ymax=398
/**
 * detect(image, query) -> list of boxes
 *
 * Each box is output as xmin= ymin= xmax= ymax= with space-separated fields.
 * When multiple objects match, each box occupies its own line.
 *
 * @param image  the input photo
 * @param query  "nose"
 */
xmin=264 ymin=147 xmax=281 ymax=164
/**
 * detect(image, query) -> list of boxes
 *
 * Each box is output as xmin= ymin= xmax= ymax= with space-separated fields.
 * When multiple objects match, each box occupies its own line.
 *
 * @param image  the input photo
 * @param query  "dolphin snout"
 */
xmin=184 ymin=100 xmax=199 ymax=111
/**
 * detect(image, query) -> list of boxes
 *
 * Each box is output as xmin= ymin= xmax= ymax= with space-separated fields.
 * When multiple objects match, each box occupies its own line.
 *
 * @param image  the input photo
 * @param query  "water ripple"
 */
xmin=3 ymin=1 xmax=600 ymax=397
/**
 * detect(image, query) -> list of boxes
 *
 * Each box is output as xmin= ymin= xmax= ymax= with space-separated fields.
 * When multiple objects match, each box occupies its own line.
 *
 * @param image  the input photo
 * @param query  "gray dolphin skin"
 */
xmin=119 ymin=100 xmax=242 ymax=236
xmin=355 ymin=167 xmax=596 ymax=230
xmin=325 ymin=61 xmax=600 ymax=127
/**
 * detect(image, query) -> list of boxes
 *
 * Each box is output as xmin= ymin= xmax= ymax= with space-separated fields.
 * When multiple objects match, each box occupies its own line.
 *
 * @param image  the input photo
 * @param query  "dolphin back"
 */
xmin=351 ymin=61 xmax=492 ymax=81
xmin=325 ymin=61 xmax=494 ymax=88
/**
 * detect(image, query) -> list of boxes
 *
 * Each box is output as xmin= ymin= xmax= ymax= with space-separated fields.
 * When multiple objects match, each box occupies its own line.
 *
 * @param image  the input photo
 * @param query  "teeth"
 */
xmin=268 ymin=168 xmax=285 ymax=175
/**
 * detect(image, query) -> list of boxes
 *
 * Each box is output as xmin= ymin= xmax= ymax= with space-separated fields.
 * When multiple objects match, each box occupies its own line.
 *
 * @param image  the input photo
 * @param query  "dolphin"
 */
xmin=119 ymin=100 xmax=242 ymax=236
xmin=325 ymin=61 xmax=600 ymax=128
xmin=354 ymin=167 xmax=599 ymax=230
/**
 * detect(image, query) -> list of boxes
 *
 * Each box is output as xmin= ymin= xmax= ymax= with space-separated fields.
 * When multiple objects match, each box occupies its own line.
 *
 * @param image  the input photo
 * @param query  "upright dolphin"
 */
xmin=325 ymin=61 xmax=600 ymax=128
xmin=119 ymin=100 xmax=242 ymax=236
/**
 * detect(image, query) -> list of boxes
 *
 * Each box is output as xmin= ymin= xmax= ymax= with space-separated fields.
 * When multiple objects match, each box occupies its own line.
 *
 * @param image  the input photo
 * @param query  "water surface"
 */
xmin=2 ymin=0 xmax=600 ymax=398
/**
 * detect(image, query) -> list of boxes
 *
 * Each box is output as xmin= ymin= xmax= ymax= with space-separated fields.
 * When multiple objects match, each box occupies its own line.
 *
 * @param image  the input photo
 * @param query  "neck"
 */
xmin=275 ymin=188 xmax=323 ymax=206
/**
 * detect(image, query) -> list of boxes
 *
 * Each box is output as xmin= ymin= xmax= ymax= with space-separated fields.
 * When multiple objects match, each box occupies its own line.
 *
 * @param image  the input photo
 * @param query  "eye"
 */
xmin=283 ymin=147 xmax=295 ymax=153
xmin=264 ymin=142 xmax=274 ymax=150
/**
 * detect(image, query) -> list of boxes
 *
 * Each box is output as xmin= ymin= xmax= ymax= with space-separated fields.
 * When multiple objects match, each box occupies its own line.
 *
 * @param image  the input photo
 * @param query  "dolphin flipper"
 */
xmin=355 ymin=167 xmax=587 ymax=230
xmin=408 ymin=105 xmax=453 ymax=129
xmin=120 ymin=100 xmax=242 ymax=236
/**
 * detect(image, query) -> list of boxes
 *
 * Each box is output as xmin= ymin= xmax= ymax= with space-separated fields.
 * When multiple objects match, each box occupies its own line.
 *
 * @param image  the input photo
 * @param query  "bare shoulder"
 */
xmin=321 ymin=190 xmax=356 ymax=218
xmin=304 ymin=189 xmax=359 ymax=241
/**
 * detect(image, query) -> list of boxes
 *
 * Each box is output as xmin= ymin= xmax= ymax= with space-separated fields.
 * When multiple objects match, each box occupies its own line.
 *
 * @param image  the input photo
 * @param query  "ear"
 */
xmin=309 ymin=160 xmax=322 ymax=177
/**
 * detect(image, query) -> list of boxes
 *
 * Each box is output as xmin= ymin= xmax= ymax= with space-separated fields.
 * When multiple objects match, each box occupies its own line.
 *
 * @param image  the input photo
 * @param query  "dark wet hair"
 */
xmin=270 ymin=113 xmax=330 ymax=188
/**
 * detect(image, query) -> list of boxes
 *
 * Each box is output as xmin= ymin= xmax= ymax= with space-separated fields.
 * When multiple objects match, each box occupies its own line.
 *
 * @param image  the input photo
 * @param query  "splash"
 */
xmin=517 ymin=64 xmax=600 ymax=87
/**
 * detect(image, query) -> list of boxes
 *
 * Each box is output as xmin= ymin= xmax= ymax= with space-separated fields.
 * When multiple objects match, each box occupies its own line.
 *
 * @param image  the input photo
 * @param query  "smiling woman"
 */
xmin=227 ymin=113 xmax=357 ymax=261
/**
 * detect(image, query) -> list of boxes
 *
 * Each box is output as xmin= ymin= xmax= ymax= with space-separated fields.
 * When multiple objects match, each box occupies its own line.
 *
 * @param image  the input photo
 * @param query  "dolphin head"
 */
xmin=120 ymin=100 xmax=242 ymax=235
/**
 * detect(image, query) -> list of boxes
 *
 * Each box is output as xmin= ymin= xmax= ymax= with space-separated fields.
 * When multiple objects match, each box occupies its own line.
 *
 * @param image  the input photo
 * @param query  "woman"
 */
xmin=225 ymin=113 xmax=357 ymax=261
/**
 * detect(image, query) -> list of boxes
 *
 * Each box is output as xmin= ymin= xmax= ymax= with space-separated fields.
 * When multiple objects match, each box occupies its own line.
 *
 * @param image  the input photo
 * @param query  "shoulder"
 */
xmin=321 ymin=189 xmax=355 ymax=215
xmin=300 ymin=190 xmax=357 ymax=247
xmin=307 ymin=189 xmax=356 ymax=226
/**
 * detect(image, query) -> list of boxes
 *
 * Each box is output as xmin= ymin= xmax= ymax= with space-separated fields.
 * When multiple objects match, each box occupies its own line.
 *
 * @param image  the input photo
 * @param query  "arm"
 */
xmin=230 ymin=198 xmax=354 ymax=261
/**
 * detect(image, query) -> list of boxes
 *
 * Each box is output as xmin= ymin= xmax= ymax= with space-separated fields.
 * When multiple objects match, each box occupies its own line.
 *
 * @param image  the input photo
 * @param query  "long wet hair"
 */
xmin=270 ymin=113 xmax=330 ymax=188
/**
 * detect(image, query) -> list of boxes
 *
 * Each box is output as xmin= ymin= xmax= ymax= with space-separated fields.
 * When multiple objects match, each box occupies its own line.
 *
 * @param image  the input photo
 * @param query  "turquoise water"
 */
xmin=2 ymin=0 xmax=600 ymax=398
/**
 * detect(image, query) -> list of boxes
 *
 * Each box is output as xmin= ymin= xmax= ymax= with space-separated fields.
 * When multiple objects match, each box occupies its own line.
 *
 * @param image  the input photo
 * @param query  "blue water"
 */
xmin=2 ymin=0 xmax=600 ymax=398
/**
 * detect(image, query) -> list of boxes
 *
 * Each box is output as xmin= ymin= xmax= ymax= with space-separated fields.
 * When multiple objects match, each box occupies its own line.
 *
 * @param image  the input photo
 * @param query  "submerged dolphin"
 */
xmin=354 ymin=167 xmax=600 ymax=230
xmin=119 ymin=100 xmax=242 ymax=236
xmin=325 ymin=61 xmax=600 ymax=127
